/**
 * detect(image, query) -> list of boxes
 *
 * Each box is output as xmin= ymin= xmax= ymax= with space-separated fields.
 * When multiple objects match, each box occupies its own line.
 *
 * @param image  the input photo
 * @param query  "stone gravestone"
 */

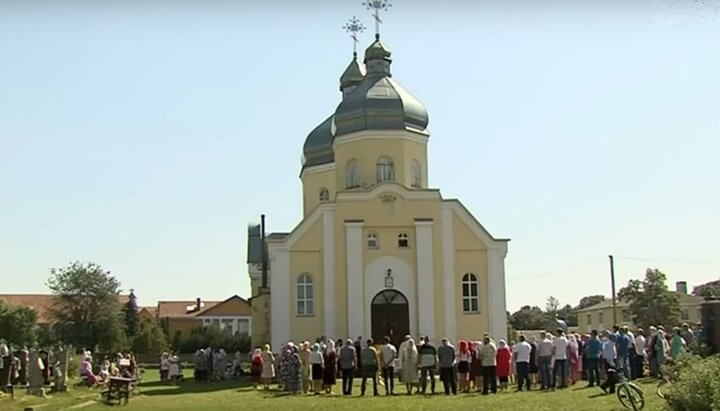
xmin=53 ymin=345 xmax=70 ymax=392
xmin=26 ymin=349 xmax=47 ymax=398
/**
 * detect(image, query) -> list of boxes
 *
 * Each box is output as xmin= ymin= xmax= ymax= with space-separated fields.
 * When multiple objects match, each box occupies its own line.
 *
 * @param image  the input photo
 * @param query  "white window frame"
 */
xmin=346 ymin=159 xmax=360 ymax=188
xmin=397 ymin=232 xmax=409 ymax=248
xmin=296 ymin=273 xmax=315 ymax=316
xmin=461 ymin=273 xmax=479 ymax=313
xmin=367 ymin=232 xmax=379 ymax=249
xmin=376 ymin=156 xmax=395 ymax=183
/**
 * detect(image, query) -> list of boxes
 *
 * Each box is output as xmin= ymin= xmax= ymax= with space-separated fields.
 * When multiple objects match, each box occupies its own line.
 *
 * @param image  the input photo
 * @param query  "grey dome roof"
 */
xmin=301 ymin=114 xmax=334 ymax=168
xmin=333 ymin=76 xmax=428 ymax=137
xmin=333 ymin=36 xmax=429 ymax=137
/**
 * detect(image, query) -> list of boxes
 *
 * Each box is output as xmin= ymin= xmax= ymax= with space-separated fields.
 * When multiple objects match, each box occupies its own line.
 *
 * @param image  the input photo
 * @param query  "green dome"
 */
xmin=333 ymin=36 xmax=428 ymax=137
xmin=340 ymin=53 xmax=365 ymax=91
xmin=364 ymin=34 xmax=392 ymax=62
xmin=301 ymin=115 xmax=334 ymax=168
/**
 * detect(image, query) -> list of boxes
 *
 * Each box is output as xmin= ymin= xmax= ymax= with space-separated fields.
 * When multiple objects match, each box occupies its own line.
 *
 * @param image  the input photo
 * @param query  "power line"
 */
xmin=506 ymin=257 xmax=605 ymax=282
xmin=614 ymin=256 xmax=720 ymax=266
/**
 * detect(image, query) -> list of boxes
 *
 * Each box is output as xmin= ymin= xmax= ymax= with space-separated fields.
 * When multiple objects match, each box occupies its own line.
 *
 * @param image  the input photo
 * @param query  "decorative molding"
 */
xmin=337 ymin=182 xmax=441 ymax=202
xmin=379 ymin=193 xmax=397 ymax=203
xmin=332 ymin=129 xmax=429 ymax=150
xmin=300 ymin=162 xmax=335 ymax=178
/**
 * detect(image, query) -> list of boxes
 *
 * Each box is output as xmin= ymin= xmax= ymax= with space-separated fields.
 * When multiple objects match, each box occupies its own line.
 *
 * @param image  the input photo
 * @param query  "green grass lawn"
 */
xmin=1 ymin=370 xmax=668 ymax=411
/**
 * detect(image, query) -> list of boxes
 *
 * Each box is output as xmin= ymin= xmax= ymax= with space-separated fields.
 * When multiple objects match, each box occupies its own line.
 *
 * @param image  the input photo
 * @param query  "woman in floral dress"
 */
xmin=322 ymin=340 xmax=337 ymax=394
xmin=287 ymin=345 xmax=302 ymax=394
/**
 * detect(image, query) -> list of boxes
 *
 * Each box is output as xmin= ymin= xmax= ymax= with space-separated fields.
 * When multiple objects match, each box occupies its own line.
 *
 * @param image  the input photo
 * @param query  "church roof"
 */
xmin=301 ymin=114 xmax=335 ymax=168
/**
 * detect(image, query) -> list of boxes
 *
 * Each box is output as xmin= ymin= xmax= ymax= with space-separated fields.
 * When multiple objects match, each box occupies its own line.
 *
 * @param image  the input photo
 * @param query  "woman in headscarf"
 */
xmin=567 ymin=334 xmax=581 ymax=385
xmin=261 ymin=344 xmax=276 ymax=390
xmin=278 ymin=343 xmax=292 ymax=390
xmin=287 ymin=345 xmax=302 ymax=394
xmin=401 ymin=338 xmax=419 ymax=395
xmin=457 ymin=340 xmax=471 ymax=393
xmin=655 ymin=328 xmax=669 ymax=377
xmin=322 ymin=340 xmax=337 ymax=394
xmin=496 ymin=339 xmax=512 ymax=391
xmin=300 ymin=341 xmax=312 ymax=393
xmin=670 ymin=327 xmax=686 ymax=360
xmin=310 ymin=343 xmax=325 ymax=394
xmin=250 ymin=348 xmax=263 ymax=389
xmin=471 ymin=340 xmax=483 ymax=392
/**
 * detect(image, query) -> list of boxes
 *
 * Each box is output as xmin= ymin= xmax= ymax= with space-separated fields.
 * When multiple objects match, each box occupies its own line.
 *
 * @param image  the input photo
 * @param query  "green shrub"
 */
xmin=667 ymin=354 xmax=720 ymax=411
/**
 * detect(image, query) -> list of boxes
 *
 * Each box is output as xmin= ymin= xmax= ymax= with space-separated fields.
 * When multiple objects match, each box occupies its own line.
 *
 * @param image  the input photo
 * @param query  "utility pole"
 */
xmin=609 ymin=255 xmax=617 ymax=327
xmin=261 ymin=214 xmax=268 ymax=290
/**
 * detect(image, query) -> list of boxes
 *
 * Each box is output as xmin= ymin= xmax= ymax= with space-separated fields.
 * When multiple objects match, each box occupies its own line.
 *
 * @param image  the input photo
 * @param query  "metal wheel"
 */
xmin=657 ymin=378 xmax=671 ymax=399
xmin=617 ymin=382 xmax=645 ymax=410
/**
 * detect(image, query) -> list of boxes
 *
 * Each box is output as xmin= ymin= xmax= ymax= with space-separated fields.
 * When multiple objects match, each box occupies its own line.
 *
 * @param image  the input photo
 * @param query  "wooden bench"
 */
xmin=102 ymin=377 xmax=132 ymax=405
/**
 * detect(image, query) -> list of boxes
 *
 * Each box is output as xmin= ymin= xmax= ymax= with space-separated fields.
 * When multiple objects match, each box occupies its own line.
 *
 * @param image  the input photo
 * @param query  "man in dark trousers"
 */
xmin=437 ymin=338 xmax=457 ymax=395
xmin=338 ymin=339 xmax=357 ymax=396
xmin=418 ymin=336 xmax=438 ymax=394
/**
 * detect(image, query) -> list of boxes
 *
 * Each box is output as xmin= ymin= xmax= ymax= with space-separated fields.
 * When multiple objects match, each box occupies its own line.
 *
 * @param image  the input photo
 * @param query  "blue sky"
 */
xmin=1 ymin=0 xmax=719 ymax=311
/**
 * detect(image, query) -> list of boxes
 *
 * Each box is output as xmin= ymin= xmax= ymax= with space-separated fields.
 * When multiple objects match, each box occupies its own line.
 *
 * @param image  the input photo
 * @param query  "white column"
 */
xmin=323 ymin=209 xmax=336 ymax=339
xmin=415 ymin=220 xmax=435 ymax=338
xmin=487 ymin=245 xmax=509 ymax=341
xmin=270 ymin=245 xmax=290 ymax=351
xmin=345 ymin=221 xmax=364 ymax=339
xmin=441 ymin=206 xmax=457 ymax=342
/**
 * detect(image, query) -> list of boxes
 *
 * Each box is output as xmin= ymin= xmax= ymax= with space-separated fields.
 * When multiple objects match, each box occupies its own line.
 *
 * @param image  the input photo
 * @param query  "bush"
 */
xmin=177 ymin=326 xmax=251 ymax=354
xmin=667 ymin=354 xmax=720 ymax=411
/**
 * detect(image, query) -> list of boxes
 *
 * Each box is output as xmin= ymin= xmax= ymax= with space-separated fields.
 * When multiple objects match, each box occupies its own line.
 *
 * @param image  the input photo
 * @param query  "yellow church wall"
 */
xmin=288 ymin=216 xmax=325 ymax=342
xmin=301 ymin=166 xmax=336 ymax=217
xmin=333 ymin=135 xmax=427 ymax=191
xmin=453 ymin=213 xmax=487 ymax=251
xmin=289 ymin=250 xmax=324 ymax=342
xmin=454 ymin=249 xmax=490 ymax=339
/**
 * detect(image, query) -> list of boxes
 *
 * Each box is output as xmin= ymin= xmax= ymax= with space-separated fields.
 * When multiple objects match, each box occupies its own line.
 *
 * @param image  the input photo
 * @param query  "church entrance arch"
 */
xmin=371 ymin=289 xmax=410 ymax=348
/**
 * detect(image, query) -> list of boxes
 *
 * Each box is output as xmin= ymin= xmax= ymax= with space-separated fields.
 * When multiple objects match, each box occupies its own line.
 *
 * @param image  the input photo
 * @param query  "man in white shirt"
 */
xmin=513 ymin=335 xmax=532 ymax=391
xmin=380 ymin=337 xmax=397 ymax=395
xmin=552 ymin=329 xmax=568 ymax=389
xmin=633 ymin=329 xmax=646 ymax=379
xmin=537 ymin=332 xmax=554 ymax=390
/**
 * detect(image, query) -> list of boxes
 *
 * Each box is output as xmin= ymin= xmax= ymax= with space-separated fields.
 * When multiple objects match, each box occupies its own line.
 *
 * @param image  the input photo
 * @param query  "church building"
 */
xmin=248 ymin=28 xmax=509 ymax=350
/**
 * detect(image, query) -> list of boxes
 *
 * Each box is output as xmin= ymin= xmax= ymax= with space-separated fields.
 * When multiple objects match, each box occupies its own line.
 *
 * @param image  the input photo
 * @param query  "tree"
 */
xmin=47 ymin=261 xmax=127 ymax=352
xmin=178 ymin=325 xmax=250 ymax=354
xmin=131 ymin=317 xmax=168 ymax=354
xmin=122 ymin=290 xmax=139 ymax=338
xmin=618 ymin=268 xmax=682 ymax=330
xmin=577 ymin=295 xmax=606 ymax=310
xmin=557 ymin=304 xmax=578 ymax=326
xmin=693 ymin=280 xmax=720 ymax=299
xmin=0 ymin=300 xmax=39 ymax=346
xmin=545 ymin=296 xmax=560 ymax=315
xmin=510 ymin=305 xmax=550 ymax=330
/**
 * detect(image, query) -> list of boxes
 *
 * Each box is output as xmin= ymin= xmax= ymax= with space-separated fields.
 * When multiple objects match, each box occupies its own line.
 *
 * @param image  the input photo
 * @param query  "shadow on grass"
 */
xmin=138 ymin=378 xmax=254 ymax=397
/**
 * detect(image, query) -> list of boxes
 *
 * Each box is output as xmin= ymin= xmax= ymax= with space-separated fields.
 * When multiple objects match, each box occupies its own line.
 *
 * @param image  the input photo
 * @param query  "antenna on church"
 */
xmin=363 ymin=0 xmax=391 ymax=38
xmin=343 ymin=16 xmax=366 ymax=55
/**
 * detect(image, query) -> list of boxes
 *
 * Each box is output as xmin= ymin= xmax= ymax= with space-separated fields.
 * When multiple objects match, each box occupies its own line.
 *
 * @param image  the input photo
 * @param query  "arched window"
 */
xmin=461 ymin=273 xmax=479 ymax=313
xmin=376 ymin=156 xmax=395 ymax=183
xmin=319 ymin=188 xmax=329 ymax=202
xmin=397 ymin=233 xmax=409 ymax=248
xmin=411 ymin=159 xmax=422 ymax=188
xmin=297 ymin=273 xmax=314 ymax=316
xmin=367 ymin=232 xmax=378 ymax=249
xmin=346 ymin=159 xmax=359 ymax=188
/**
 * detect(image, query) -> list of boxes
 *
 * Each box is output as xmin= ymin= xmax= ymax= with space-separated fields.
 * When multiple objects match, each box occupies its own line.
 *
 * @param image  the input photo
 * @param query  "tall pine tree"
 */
xmin=123 ymin=289 xmax=139 ymax=338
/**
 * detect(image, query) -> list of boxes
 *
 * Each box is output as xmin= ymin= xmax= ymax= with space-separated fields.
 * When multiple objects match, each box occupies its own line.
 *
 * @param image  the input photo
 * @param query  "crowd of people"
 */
xmin=240 ymin=321 xmax=704 ymax=397
xmin=78 ymin=349 xmax=140 ymax=387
